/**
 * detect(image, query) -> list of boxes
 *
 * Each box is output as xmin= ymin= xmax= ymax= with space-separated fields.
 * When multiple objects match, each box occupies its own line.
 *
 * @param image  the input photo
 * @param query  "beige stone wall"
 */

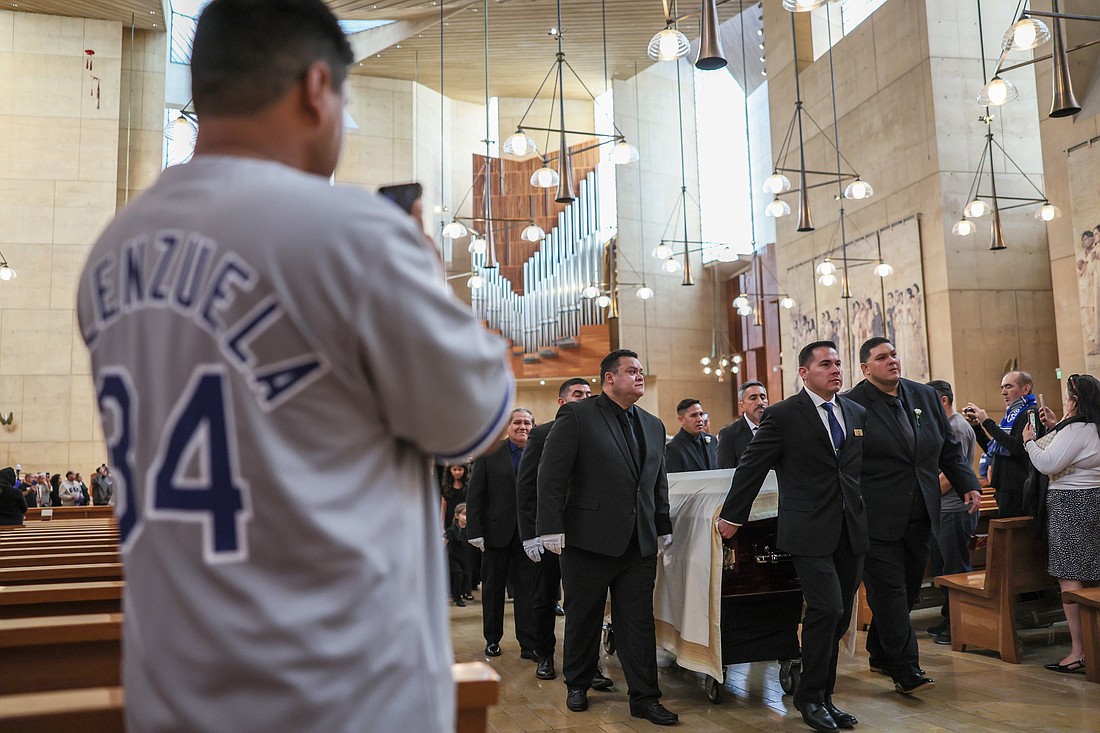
xmin=613 ymin=60 xmax=735 ymax=432
xmin=0 ymin=11 xmax=125 ymax=472
xmin=762 ymin=0 xmax=1059 ymax=415
xmin=1032 ymin=0 xmax=1097 ymax=382
xmin=117 ymin=28 xmax=165 ymax=209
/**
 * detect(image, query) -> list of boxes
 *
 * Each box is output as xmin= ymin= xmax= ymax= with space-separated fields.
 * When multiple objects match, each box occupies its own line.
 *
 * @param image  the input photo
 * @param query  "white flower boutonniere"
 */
xmin=913 ymin=408 xmax=922 ymax=426
xmin=704 ymin=436 xmax=712 ymax=445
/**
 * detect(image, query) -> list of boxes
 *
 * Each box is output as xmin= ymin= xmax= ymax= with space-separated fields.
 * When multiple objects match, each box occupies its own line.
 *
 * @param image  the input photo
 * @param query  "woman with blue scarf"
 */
xmin=1023 ymin=374 xmax=1100 ymax=675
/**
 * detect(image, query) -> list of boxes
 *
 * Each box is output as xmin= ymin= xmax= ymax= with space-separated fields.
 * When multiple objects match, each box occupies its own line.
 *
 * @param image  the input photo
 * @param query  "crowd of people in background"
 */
xmin=0 ymin=464 xmax=114 ymax=525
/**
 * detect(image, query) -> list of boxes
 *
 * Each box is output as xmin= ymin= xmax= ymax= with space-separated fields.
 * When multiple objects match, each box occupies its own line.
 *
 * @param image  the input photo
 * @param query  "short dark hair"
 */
xmin=600 ymin=349 xmax=639 ymax=384
xmin=676 ymin=398 xmax=701 ymax=415
xmin=191 ymin=0 xmax=354 ymax=116
xmin=738 ymin=380 xmax=765 ymax=400
xmin=859 ymin=336 xmax=893 ymax=364
xmin=798 ymin=341 xmax=838 ymax=368
xmin=558 ymin=377 xmax=590 ymax=399
xmin=926 ymin=379 xmax=954 ymax=405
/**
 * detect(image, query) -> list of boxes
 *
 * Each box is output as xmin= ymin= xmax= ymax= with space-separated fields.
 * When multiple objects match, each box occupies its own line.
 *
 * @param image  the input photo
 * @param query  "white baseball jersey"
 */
xmin=77 ymin=156 xmax=514 ymax=733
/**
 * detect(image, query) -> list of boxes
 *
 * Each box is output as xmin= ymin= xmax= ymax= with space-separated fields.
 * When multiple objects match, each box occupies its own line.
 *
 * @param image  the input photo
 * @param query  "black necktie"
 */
xmin=695 ymin=435 xmax=712 ymax=470
xmin=890 ymin=397 xmax=915 ymax=449
xmin=511 ymin=446 xmax=523 ymax=475
xmin=822 ymin=402 xmax=845 ymax=453
xmin=617 ymin=410 xmax=641 ymax=469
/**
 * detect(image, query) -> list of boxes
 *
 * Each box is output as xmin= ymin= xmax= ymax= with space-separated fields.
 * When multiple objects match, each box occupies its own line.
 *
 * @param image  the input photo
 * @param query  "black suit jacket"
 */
xmin=845 ymin=378 xmax=981 ymax=542
xmin=720 ymin=389 xmax=869 ymax=557
xmin=517 ymin=417 xmax=558 ymax=542
xmin=716 ymin=418 xmax=755 ymax=469
xmin=466 ymin=440 xmax=520 ymax=548
xmin=537 ymin=393 xmax=672 ymax=557
xmin=973 ymin=403 xmax=1039 ymax=495
xmin=664 ymin=428 xmax=718 ymax=473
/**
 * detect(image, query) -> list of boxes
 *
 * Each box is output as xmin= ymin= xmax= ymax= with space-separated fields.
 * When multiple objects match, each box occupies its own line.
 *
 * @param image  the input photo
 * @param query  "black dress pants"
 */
xmin=480 ymin=533 xmax=538 ymax=651
xmin=789 ymin=524 xmax=864 ymax=706
xmin=532 ymin=549 xmax=561 ymax=657
xmin=863 ymin=517 xmax=931 ymax=680
xmin=558 ymin=535 xmax=660 ymax=704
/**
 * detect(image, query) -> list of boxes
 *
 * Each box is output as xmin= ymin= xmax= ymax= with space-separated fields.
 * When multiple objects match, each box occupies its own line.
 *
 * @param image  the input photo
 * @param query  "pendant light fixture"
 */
xmin=955 ymin=0 xmax=1059 ymax=250
xmin=983 ymin=0 xmax=1098 ymax=119
xmin=647 ymin=0 xmax=727 ymax=70
xmin=766 ymin=11 xmax=873 ymax=232
xmin=509 ymin=0 xmax=639 ymax=206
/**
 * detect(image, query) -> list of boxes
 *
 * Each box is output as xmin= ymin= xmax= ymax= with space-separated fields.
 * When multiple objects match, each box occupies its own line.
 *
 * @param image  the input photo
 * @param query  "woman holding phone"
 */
xmin=1023 ymin=374 xmax=1100 ymax=674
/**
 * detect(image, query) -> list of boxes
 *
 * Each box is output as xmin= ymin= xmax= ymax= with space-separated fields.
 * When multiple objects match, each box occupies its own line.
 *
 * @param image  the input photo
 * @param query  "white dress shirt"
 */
xmin=804 ymin=388 xmax=846 ymax=450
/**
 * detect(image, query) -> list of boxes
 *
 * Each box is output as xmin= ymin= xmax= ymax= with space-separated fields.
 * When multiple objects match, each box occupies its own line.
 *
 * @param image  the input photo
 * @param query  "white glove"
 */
xmin=540 ymin=533 xmax=565 ymax=555
xmin=523 ymin=537 xmax=544 ymax=563
xmin=469 ymin=537 xmax=485 ymax=552
xmin=658 ymin=534 xmax=673 ymax=553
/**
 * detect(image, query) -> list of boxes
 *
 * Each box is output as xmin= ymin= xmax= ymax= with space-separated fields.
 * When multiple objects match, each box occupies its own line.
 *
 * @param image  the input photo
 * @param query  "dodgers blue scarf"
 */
xmin=988 ymin=394 xmax=1037 ymax=456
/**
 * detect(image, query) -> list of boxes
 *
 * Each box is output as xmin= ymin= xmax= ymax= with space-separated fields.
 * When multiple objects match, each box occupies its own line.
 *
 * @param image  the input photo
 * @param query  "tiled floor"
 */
xmin=450 ymin=594 xmax=1100 ymax=732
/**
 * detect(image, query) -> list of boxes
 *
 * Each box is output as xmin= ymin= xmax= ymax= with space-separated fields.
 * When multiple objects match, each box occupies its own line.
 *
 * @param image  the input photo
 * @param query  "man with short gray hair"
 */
xmin=963 ymin=370 xmax=1041 ymax=518
xmin=717 ymin=380 xmax=768 ymax=468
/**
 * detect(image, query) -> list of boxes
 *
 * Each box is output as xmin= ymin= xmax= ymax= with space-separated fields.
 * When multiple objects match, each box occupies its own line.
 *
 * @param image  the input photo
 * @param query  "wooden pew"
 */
xmin=0 ymin=687 xmax=124 ymax=733
xmin=0 ymin=552 xmax=120 ymax=568
xmin=0 ymin=563 xmax=123 ymax=585
xmin=1061 ymin=587 xmax=1100 ymax=684
xmin=0 ymin=661 xmax=499 ymax=733
xmin=455 ymin=661 xmax=500 ymax=733
xmin=0 ymin=613 xmax=121 ymax=694
xmin=24 ymin=506 xmax=116 ymax=520
xmin=0 ymin=581 xmax=123 ymax=619
xmin=0 ymin=541 xmax=118 ymax=555
xmin=935 ymin=517 xmax=1057 ymax=663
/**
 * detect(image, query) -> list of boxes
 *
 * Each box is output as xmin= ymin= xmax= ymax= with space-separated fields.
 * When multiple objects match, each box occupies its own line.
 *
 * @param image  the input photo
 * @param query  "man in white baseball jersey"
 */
xmin=76 ymin=1 xmax=514 ymax=731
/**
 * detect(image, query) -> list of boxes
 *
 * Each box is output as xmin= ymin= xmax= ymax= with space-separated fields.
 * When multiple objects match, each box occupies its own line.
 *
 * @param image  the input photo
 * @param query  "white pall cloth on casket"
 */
xmin=654 ymin=468 xmax=779 ymax=682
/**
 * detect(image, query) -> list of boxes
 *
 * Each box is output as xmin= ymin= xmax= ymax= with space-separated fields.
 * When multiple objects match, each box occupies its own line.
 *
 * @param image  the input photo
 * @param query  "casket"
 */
xmin=654 ymin=469 xmax=802 ymax=687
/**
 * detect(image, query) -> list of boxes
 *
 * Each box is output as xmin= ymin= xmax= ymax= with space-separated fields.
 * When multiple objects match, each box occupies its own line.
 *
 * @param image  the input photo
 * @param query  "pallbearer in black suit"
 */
xmin=664 ymin=398 xmax=718 ymax=473
xmin=516 ymin=377 xmax=598 ymax=683
xmin=845 ymin=338 xmax=981 ymax=696
xmin=537 ymin=349 xmax=678 ymax=726
xmin=716 ymin=380 xmax=769 ymax=468
xmin=717 ymin=342 xmax=868 ymax=733
xmin=467 ymin=408 xmax=539 ymax=660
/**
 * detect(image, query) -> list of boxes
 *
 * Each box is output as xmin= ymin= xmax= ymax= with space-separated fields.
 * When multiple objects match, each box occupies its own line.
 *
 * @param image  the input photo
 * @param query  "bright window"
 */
xmin=694 ymin=67 xmax=752 ymax=261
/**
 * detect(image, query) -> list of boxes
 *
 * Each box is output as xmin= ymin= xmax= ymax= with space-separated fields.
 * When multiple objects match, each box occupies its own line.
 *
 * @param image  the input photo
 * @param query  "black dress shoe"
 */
xmin=590 ymin=671 xmax=614 ymax=690
xmin=794 ymin=702 xmax=839 ymax=732
xmin=893 ymin=674 xmax=935 ymax=695
xmin=554 ymin=604 xmax=566 ymax=616
xmin=453 ymin=597 xmax=466 ymax=607
xmin=1044 ymin=658 xmax=1086 ymax=673
xmin=796 ymin=699 xmax=836 ymax=726
xmin=824 ymin=702 xmax=857 ymax=729
xmin=926 ymin=619 xmax=948 ymax=636
xmin=629 ymin=700 xmax=678 ymax=726
xmin=536 ymin=656 xmax=556 ymax=680
xmin=519 ymin=649 xmax=539 ymax=662
xmin=484 ymin=643 xmax=501 ymax=657
xmin=566 ymin=687 xmax=588 ymax=712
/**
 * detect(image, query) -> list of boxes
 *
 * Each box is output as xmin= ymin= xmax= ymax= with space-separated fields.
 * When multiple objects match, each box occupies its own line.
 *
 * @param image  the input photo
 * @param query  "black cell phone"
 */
xmin=377 ymin=182 xmax=423 ymax=215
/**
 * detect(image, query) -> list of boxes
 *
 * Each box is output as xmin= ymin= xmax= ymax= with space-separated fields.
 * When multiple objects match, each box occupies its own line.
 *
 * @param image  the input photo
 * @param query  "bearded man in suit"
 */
xmin=717 ymin=380 xmax=768 ymax=468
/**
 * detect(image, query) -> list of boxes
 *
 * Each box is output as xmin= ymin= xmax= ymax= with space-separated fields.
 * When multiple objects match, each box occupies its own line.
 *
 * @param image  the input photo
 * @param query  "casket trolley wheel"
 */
xmin=779 ymin=659 xmax=801 ymax=695
xmin=602 ymin=622 xmax=615 ymax=655
xmin=704 ymin=674 xmax=724 ymax=704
